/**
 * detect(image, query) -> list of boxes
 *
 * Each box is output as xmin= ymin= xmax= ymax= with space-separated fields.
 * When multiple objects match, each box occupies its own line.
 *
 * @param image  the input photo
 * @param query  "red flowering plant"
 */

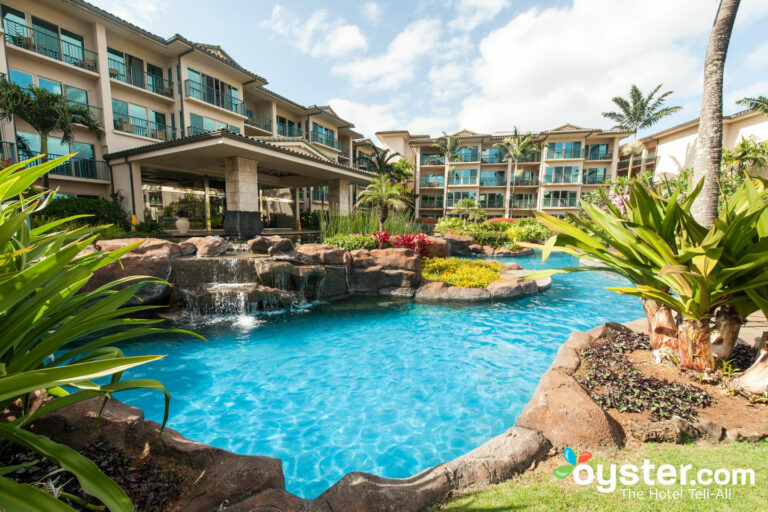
xmin=373 ymin=230 xmax=391 ymax=249
xmin=392 ymin=233 xmax=433 ymax=256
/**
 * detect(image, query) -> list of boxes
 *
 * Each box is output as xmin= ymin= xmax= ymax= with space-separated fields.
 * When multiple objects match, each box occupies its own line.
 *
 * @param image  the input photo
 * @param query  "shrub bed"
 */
xmin=324 ymin=233 xmax=378 ymax=251
xmin=35 ymin=196 xmax=130 ymax=229
xmin=421 ymin=257 xmax=503 ymax=288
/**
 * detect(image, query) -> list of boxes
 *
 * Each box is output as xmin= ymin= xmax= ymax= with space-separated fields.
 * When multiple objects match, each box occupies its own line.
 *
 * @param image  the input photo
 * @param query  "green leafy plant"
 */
xmin=34 ymin=196 xmax=130 ymax=230
xmin=0 ymin=155 xmax=201 ymax=510
xmin=356 ymin=174 xmax=409 ymax=231
xmin=324 ymin=234 xmax=377 ymax=251
xmin=320 ymin=209 xmax=417 ymax=239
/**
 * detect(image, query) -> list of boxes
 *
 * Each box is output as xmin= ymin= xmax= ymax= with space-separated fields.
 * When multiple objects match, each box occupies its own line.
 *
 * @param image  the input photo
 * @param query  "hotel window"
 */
xmin=583 ymin=168 xmax=607 ymax=185
xmin=1 ymin=6 xmax=25 ymax=39
xmin=586 ymin=144 xmax=609 ymax=160
xmin=511 ymin=193 xmax=536 ymax=208
xmin=312 ymin=186 xmax=329 ymax=202
xmin=65 ymin=85 xmax=88 ymax=107
xmin=312 ymin=123 xmax=336 ymax=146
xmin=481 ymin=147 xmax=506 ymax=163
xmin=421 ymin=153 xmax=444 ymax=165
xmin=479 ymin=170 xmax=505 ymax=186
xmin=448 ymin=169 xmax=477 ymax=185
xmin=542 ymin=190 xmax=578 ymax=208
xmin=420 ymin=174 xmax=444 ymax=187
xmin=37 ymin=77 xmax=61 ymax=94
xmin=31 ymin=17 xmax=60 ymax=59
xmin=547 ymin=141 xmax=582 ymax=159
xmin=453 ymin=145 xmax=478 ymax=162
xmin=278 ymin=116 xmax=301 ymax=137
xmin=544 ymin=166 xmax=580 ymax=184
xmin=478 ymin=193 xmax=504 ymax=209
xmin=446 ymin=191 xmax=475 ymax=207
xmin=513 ymin=171 xmax=537 ymax=185
xmin=187 ymin=68 xmax=239 ymax=108
xmin=8 ymin=69 xmax=33 ymax=89
xmin=420 ymin=194 xmax=444 ymax=209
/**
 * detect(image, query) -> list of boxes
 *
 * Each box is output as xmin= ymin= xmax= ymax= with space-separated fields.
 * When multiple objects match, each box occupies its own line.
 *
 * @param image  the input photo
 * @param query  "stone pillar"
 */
xmin=93 ymin=22 xmax=115 ymax=153
xmin=223 ymin=156 xmax=262 ymax=238
xmin=293 ymin=187 xmax=301 ymax=229
xmin=328 ymin=179 xmax=351 ymax=214
xmin=414 ymin=146 xmax=421 ymax=218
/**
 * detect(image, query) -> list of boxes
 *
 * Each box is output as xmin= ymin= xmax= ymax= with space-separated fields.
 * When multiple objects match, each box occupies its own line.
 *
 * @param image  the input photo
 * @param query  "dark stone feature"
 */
xmin=224 ymin=210 xmax=263 ymax=239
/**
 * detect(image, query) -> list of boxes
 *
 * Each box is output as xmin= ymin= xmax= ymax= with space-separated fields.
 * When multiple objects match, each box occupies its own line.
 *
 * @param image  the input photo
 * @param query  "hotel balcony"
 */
xmin=108 ymin=58 xmax=174 ymax=98
xmin=511 ymin=200 xmax=537 ymax=209
xmin=356 ymin=155 xmax=372 ymax=170
xmin=0 ymin=141 xmax=17 ymax=162
xmin=22 ymin=151 xmax=111 ymax=181
xmin=114 ymin=115 xmax=175 ymax=141
xmin=584 ymin=150 xmax=613 ymax=161
xmin=513 ymin=176 xmax=540 ymax=186
xmin=184 ymin=79 xmax=246 ymax=115
xmin=546 ymin=148 xmax=584 ymax=160
xmin=277 ymin=124 xmax=301 ymax=137
xmin=245 ymin=112 xmax=272 ymax=133
xmin=3 ymin=20 xmax=98 ymax=72
xmin=420 ymin=176 xmax=445 ymax=188
xmin=311 ymin=130 xmax=342 ymax=151
xmin=68 ymin=100 xmax=103 ymax=123
xmin=542 ymin=197 xmax=579 ymax=208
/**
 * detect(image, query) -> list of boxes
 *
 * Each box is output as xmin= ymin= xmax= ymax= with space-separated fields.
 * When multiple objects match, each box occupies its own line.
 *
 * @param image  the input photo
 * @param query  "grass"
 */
xmin=422 ymin=257 xmax=503 ymax=288
xmin=320 ymin=209 xmax=418 ymax=239
xmin=427 ymin=440 xmax=768 ymax=512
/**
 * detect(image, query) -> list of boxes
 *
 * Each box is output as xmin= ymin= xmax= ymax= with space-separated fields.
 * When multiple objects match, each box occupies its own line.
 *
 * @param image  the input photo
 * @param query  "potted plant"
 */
xmin=175 ymin=206 xmax=191 ymax=234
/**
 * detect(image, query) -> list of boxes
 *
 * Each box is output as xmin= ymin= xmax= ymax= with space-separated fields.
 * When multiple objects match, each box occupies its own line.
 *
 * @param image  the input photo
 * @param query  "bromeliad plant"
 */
xmin=0 ymin=156 xmax=201 ymax=510
xmin=524 ymin=177 xmax=768 ymax=377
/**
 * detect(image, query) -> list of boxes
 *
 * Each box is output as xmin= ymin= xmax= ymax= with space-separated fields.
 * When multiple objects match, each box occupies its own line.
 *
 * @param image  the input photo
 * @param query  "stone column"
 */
xmin=328 ymin=179 xmax=351 ymax=214
xmin=293 ymin=187 xmax=301 ymax=230
xmin=414 ymin=146 xmax=421 ymax=218
xmin=93 ymin=22 xmax=115 ymax=153
xmin=222 ymin=156 xmax=262 ymax=238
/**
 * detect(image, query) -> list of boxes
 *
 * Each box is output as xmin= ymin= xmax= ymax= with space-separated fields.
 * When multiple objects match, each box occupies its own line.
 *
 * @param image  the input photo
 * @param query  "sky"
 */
xmin=91 ymin=0 xmax=768 ymax=142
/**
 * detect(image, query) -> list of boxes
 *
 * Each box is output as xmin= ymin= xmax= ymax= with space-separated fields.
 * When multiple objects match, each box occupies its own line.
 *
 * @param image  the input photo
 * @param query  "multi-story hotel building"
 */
xmin=377 ymin=125 xmax=631 ymax=219
xmin=0 ymin=0 xmax=375 ymax=236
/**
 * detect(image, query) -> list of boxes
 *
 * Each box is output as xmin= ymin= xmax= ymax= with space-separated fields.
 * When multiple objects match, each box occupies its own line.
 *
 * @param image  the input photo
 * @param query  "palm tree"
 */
xmin=356 ymin=174 xmax=408 ymax=231
xmin=428 ymin=132 xmax=471 ymax=216
xmin=453 ymin=197 xmax=479 ymax=223
xmin=690 ymin=0 xmax=741 ymax=227
xmin=494 ymin=128 xmax=543 ymax=217
xmin=737 ymin=95 xmax=768 ymax=116
xmin=619 ymin=140 xmax=645 ymax=179
xmin=0 ymin=79 xmax=103 ymax=187
xmin=603 ymin=84 xmax=681 ymax=178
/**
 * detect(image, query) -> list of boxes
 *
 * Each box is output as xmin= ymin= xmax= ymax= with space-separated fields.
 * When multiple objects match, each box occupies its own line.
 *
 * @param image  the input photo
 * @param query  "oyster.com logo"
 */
xmin=553 ymin=447 xmax=592 ymax=479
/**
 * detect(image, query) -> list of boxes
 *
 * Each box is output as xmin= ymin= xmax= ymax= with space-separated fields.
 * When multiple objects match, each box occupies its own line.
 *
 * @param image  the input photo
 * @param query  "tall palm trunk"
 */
xmin=511 ymin=161 xmax=518 ymax=217
xmin=678 ymin=318 xmax=716 ymax=372
xmin=691 ymin=0 xmax=741 ymax=227
xmin=710 ymin=304 xmax=743 ymax=360
xmin=442 ymin=158 xmax=449 ymax=217
xmin=504 ymin=159 xmax=512 ymax=217
xmin=379 ymin=204 xmax=388 ymax=232
xmin=40 ymin=133 xmax=50 ymax=188
xmin=642 ymin=298 xmax=677 ymax=350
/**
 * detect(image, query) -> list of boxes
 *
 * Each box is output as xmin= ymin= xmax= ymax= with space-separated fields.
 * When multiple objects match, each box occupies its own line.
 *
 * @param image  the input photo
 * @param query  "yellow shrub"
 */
xmin=421 ymin=257 xmax=503 ymax=288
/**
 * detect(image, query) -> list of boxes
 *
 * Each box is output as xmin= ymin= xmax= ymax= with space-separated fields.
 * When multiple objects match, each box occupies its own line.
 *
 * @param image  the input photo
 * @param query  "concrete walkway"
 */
xmin=740 ymin=311 xmax=768 ymax=349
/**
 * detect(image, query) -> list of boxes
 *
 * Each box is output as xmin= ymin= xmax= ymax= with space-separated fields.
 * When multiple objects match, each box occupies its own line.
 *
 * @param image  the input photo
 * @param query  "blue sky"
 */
xmin=94 ymin=0 xmax=768 ymax=141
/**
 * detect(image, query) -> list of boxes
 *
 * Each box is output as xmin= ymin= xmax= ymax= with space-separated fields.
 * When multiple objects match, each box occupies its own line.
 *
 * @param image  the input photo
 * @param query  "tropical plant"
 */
xmin=0 ymin=156 xmax=201 ymax=510
xmin=722 ymin=136 xmax=768 ymax=176
xmin=452 ymin=197 xmax=480 ymax=223
xmin=0 ymin=79 xmax=104 ymax=188
xmin=690 ymin=0 xmax=741 ymax=227
xmin=494 ymin=128 xmax=544 ymax=216
xmin=34 ymin=196 xmax=130 ymax=229
xmin=619 ymin=140 xmax=645 ymax=179
xmin=602 ymin=84 xmax=682 ymax=140
xmin=320 ymin=209 xmax=417 ymax=239
xmin=736 ymin=95 xmax=768 ymax=116
xmin=355 ymin=174 xmax=409 ymax=232
xmin=324 ymin=233 xmax=378 ymax=251
xmin=364 ymin=143 xmax=410 ymax=183
xmin=428 ymin=133 xmax=471 ymax=212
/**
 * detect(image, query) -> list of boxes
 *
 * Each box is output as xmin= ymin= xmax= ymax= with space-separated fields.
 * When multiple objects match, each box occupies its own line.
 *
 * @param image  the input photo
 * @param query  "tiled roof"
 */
xmin=640 ymin=109 xmax=756 ymax=142
xmin=103 ymin=129 xmax=376 ymax=177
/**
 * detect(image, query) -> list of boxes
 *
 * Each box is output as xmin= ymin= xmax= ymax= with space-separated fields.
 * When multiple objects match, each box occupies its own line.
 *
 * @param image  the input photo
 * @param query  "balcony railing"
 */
xmin=356 ymin=155 xmax=372 ymax=170
xmin=0 ymin=141 xmax=17 ymax=162
xmin=479 ymin=175 xmax=506 ymax=187
xmin=420 ymin=199 xmax=444 ymax=209
xmin=421 ymin=154 xmax=444 ymax=165
xmin=513 ymin=176 xmax=540 ymax=186
xmin=3 ymin=19 xmax=97 ymax=72
xmin=542 ymin=197 xmax=578 ymax=208
xmin=67 ymin=100 xmax=103 ymax=122
xmin=245 ymin=112 xmax=272 ymax=132
xmin=583 ymin=176 xmax=608 ymax=185
xmin=420 ymin=176 xmax=445 ymax=188
xmin=544 ymin=176 xmax=581 ymax=185
xmin=584 ymin=150 xmax=613 ymax=161
xmin=511 ymin=200 xmax=537 ymax=209
xmin=114 ymin=114 xmax=175 ymax=140
xmin=311 ymin=130 xmax=342 ymax=150
xmin=184 ymin=79 xmax=246 ymax=115
xmin=546 ymin=148 xmax=584 ymax=160
xmin=340 ymin=147 xmax=350 ymax=158
xmin=21 ymin=151 xmax=110 ymax=181
xmin=277 ymin=124 xmax=301 ymax=137
xmin=479 ymin=198 xmax=505 ymax=209
xmin=107 ymin=57 xmax=173 ymax=97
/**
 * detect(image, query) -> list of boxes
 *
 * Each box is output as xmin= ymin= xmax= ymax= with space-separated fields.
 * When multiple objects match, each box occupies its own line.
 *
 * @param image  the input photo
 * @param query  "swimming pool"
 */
xmin=114 ymin=251 xmax=643 ymax=498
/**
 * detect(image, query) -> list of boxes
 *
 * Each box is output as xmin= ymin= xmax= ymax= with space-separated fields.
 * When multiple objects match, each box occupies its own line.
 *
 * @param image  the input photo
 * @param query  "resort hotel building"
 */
xmin=0 ymin=0 xmax=377 ymax=236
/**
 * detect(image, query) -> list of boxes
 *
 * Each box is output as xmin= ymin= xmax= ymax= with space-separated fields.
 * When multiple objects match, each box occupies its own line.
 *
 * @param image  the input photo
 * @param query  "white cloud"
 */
xmin=744 ymin=41 xmax=768 ymax=71
xmin=260 ymin=5 xmax=367 ymax=57
xmin=328 ymin=98 xmax=403 ymax=138
xmin=457 ymin=0 xmax=729 ymax=133
xmin=362 ymin=2 xmax=384 ymax=24
xmin=724 ymin=80 xmax=768 ymax=112
xmin=449 ymin=0 xmax=510 ymax=31
xmin=428 ymin=63 xmax=473 ymax=101
xmin=332 ymin=19 xmax=442 ymax=90
xmin=90 ymin=0 xmax=169 ymax=34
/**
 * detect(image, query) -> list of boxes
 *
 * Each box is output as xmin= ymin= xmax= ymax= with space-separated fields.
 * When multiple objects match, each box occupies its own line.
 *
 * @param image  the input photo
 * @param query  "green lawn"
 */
xmin=427 ymin=441 xmax=768 ymax=512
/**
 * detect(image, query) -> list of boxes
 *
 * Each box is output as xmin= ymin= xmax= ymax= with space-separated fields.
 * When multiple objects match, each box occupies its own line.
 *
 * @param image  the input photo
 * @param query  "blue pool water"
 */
xmin=113 ymin=252 xmax=643 ymax=498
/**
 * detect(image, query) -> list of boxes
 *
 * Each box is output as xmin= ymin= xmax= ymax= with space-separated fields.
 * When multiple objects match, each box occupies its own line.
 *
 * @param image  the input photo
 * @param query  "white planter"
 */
xmin=175 ymin=217 xmax=190 ymax=234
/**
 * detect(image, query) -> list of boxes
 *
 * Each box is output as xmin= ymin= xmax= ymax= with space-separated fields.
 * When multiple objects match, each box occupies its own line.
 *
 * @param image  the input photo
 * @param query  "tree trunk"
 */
xmin=379 ymin=204 xmax=388 ymax=232
xmin=511 ymin=161 xmax=518 ymax=217
xmin=710 ymin=304 xmax=744 ymax=360
xmin=627 ymin=153 xmax=634 ymax=180
xmin=442 ymin=159 xmax=449 ymax=217
xmin=40 ymin=134 xmax=50 ymax=189
xmin=678 ymin=318 xmax=716 ymax=372
xmin=736 ymin=347 xmax=768 ymax=395
xmin=642 ymin=298 xmax=678 ymax=350
xmin=691 ymin=0 xmax=741 ymax=227
xmin=504 ymin=159 xmax=512 ymax=217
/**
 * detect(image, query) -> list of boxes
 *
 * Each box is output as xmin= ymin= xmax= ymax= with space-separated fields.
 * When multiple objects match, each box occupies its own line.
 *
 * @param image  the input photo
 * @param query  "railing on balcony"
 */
xmin=481 ymin=149 xmax=506 ymax=164
xmin=184 ymin=79 xmax=246 ymax=115
xmin=107 ymin=58 xmax=173 ymax=97
xmin=245 ymin=112 xmax=272 ymax=132
xmin=340 ymin=147 xmax=350 ymax=158
xmin=511 ymin=200 xmax=537 ymax=209
xmin=67 ymin=100 xmax=103 ymax=122
xmin=356 ymin=155 xmax=372 ymax=170
xmin=479 ymin=174 xmax=506 ymax=187
xmin=114 ymin=115 xmax=175 ymax=140
xmin=513 ymin=175 xmax=540 ymax=186
xmin=546 ymin=148 xmax=584 ymax=160
xmin=21 ymin=151 xmax=110 ymax=181
xmin=3 ymin=19 xmax=97 ymax=72
xmin=277 ymin=124 xmax=301 ymax=137
xmin=421 ymin=154 xmax=444 ymax=165
xmin=584 ymin=150 xmax=613 ymax=161
xmin=644 ymin=153 xmax=657 ymax=165
xmin=479 ymin=198 xmax=505 ymax=209
xmin=542 ymin=197 xmax=578 ymax=208
xmin=420 ymin=175 xmax=445 ymax=188
xmin=0 ymin=141 xmax=17 ymax=163
xmin=311 ymin=130 xmax=342 ymax=150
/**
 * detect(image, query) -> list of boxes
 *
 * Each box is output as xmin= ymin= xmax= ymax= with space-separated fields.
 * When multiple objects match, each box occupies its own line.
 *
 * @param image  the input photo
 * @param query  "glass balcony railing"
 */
xmin=511 ymin=200 xmax=537 ymax=209
xmin=340 ymin=147 xmax=350 ymax=158
xmin=0 ymin=141 xmax=17 ymax=163
xmin=479 ymin=174 xmax=506 ymax=187
xmin=645 ymin=153 xmax=657 ymax=164
xmin=114 ymin=114 xmax=175 ymax=140
xmin=421 ymin=154 xmax=444 ymax=165
xmin=184 ymin=79 xmax=246 ymax=115
xmin=245 ymin=112 xmax=272 ymax=132
xmin=584 ymin=150 xmax=613 ymax=161
xmin=546 ymin=148 xmax=584 ymax=160
xmin=277 ymin=124 xmax=301 ymax=137
xmin=311 ymin=130 xmax=342 ymax=150
xmin=420 ymin=199 xmax=444 ymax=209
xmin=420 ymin=175 xmax=445 ymax=188
xmin=542 ymin=197 xmax=578 ymax=208
xmin=107 ymin=58 xmax=173 ymax=97
xmin=356 ymin=155 xmax=372 ymax=170
xmin=544 ymin=175 xmax=581 ymax=185
xmin=67 ymin=100 xmax=103 ymax=123
xmin=513 ymin=175 xmax=540 ymax=186
xmin=479 ymin=198 xmax=505 ymax=209
xmin=20 ymin=151 xmax=110 ymax=181
xmin=3 ymin=19 xmax=98 ymax=72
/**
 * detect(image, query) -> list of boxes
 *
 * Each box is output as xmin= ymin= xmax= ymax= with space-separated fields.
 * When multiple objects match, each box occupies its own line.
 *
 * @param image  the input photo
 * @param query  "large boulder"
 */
xmin=442 ymin=234 xmax=477 ymax=257
xmin=348 ymin=249 xmax=421 ymax=294
xmin=184 ymin=236 xmax=227 ymax=257
xmin=296 ymin=244 xmax=350 ymax=265
xmin=515 ymin=369 xmax=625 ymax=453
xmin=85 ymin=238 xmax=183 ymax=305
xmin=423 ymin=237 xmax=448 ymax=258
xmin=29 ymin=398 xmax=284 ymax=512
xmin=247 ymin=235 xmax=294 ymax=255
xmin=414 ymin=281 xmax=490 ymax=302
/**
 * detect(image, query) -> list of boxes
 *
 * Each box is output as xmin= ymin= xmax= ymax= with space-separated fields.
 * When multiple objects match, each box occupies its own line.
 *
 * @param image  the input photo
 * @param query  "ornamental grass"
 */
xmin=421 ymin=257 xmax=503 ymax=288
